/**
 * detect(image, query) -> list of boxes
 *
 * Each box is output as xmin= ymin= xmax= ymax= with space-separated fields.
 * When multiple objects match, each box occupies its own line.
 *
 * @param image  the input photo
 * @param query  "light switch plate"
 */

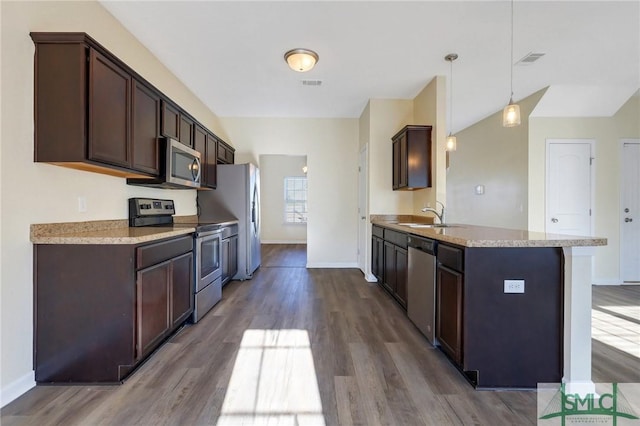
xmin=504 ymin=279 xmax=525 ymax=293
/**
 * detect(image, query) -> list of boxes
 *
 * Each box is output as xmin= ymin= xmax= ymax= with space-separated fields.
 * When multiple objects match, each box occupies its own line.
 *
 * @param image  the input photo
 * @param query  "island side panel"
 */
xmin=463 ymin=247 xmax=563 ymax=388
xmin=34 ymin=244 xmax=136 ymax=383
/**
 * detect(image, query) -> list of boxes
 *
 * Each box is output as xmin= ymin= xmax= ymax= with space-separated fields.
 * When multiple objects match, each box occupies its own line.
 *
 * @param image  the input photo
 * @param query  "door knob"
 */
xmin=551 ymin=218 xmax=558 ymax=223
xmin=625 ymin=208 xmax=630 ymax=213
xmin=625 ymin=218 xmax=633 ymax=222
xmin=361 ymin=216 xmax=366 ymax=220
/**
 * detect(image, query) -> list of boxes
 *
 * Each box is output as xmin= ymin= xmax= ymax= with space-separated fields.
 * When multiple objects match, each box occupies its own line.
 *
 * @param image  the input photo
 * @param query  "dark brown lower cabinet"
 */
xmin=371 ymin=235 xmax=384 ymax=281
xmin=34 ymin=235 xmax=193 ymax=383
xmin=137 ymin=261 xmax=171 ymax=359
xmin=436 ymin=263 xmax=463 ymax=365
xmin=221 ymin=234 xmax=238 ymax=286
xmin=382 ymin=238 xmax=408 ymax=308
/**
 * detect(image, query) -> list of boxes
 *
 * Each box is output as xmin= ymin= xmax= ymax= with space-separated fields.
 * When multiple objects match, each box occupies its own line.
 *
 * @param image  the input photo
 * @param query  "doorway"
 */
xmin=258 ymin=155 xmax=308 ymax=265
xmin=545 ymin=139 xmax=594 ymax=236
xmin=358 ymin=144 xmax=374 ymax=280
xmin=620 ymin=139 xmax=640 ymax=282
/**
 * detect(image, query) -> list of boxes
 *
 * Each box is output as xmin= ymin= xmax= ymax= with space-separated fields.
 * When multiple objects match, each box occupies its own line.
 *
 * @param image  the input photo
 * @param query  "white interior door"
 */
xmin=546 ymin=140 xmax=593 ymax=236
xmin=621 ymin=140 xmax=640 ymax=282
xmin=358 ymin=145 xmax=368 ymax=274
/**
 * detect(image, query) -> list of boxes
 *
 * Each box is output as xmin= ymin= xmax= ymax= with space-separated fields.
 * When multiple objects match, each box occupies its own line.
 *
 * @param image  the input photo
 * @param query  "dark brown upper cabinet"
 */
xmin=217 ymin=139 xmax=235 ymax=165
xmin=161 ymin=101 xmax=180 ymax=141
xmin=179 ymin=115 xmax=195 ymax=148
xmin=31 ymin=33 xmax=160 ymax=178
xmin=391 ymin=125 xmax=432 ymax=190
xmin=31 ymin=32 xmax=232 ymax=181
xmin=161 ymin=101 xmax=194 ymax=148
xmin=132 ymin=81 xmax=160 ymax=175
xmin=88 ymin=49 xmax=131 ymax=168
xmin=194 ymin=125 xmax=217 ymax=189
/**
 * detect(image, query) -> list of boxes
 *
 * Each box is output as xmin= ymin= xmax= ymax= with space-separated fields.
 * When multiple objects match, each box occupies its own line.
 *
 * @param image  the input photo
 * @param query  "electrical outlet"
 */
xmin=504 ymin=279 xmax=525 ymax=294
xmin=78 ymin=196 xmax=87 ymax=213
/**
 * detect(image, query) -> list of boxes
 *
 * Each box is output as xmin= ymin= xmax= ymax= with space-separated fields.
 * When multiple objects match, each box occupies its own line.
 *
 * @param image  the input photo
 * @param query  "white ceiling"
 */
xmin=100 ymin=1 xmax=640 ymax=132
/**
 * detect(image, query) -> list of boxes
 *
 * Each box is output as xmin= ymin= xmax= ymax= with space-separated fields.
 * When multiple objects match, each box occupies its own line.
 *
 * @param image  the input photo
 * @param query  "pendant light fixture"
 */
xmin=445 ymin=53 xmax=458 ymax=151
xmin=502 ymin=0 xmax=521 ymax=127
xmin=284 ymin=48 xmax=319 ymax=72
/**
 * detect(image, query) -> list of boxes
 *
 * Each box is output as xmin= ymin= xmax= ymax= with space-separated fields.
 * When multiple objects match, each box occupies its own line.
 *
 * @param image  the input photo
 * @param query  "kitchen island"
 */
xmin=372 ymin=217 xmax=606 ymax=389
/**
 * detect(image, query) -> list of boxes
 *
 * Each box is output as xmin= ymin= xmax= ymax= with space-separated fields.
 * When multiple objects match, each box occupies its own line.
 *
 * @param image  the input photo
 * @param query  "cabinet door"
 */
xmin=383 ymin=241 xmax=396 ymax=294
xmin=229 ymin=235 xmax=238 ymax=279
xmin=395 ymin=247 xmax=408 ymax=308
xmin=392 ymin=140 xmax=400 ymax=189
xmin=205 ymin=134 xmax=218 ymax=188
xmin=88 ymin=49 xmax=131 ymax=168
xmin=179 ymin=115 xmax=194 ymax=148
xmin=171 ymin=252 xmax=193 ymax=327
xmin=371 ymin=236 xmax=384 ymax=281
xmin=161 ymin=101 xmax=180 ymax=140
xmin=136 ymin=261 xmax=170 ymax=359
xmin=436 ymin=264 xmax=463 ymax=365
xmin=220 ymin=237 xmax=230 ymax=283
xmin=132 ymin=81 xmax=160 ymax=175
xmin=399 ymin=134 xmax=408 ymax=188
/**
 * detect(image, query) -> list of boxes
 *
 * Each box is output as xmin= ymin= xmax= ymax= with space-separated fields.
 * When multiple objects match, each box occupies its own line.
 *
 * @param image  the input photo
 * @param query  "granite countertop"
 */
xmin=371 ymin=216 xmax=607 ymax=248
xmin=31 ymin=219 xmax=195 ymax=245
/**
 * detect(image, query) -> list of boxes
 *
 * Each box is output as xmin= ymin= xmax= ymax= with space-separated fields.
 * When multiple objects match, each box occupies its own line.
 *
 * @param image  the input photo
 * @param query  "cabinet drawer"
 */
xmin=137 ymin=235 xmax=193 ymax=269
xmin=384 ymin=229 xmax=407 ymax=249
xmin=437 ymin=244 xmax=464 ymax=272
xmin=372 ymin=225 xmax=384 ymax=239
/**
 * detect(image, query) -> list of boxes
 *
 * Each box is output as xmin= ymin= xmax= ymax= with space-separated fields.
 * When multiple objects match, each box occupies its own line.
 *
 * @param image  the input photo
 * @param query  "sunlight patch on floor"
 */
xmin=216 ymin=329 xmax=326 ymax=426
xmin=592 ymin=309 xmax=640 ymax=358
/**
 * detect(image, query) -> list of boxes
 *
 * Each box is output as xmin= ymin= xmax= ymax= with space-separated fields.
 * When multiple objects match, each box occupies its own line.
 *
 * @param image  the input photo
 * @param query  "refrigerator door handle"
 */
xmin=252 ymin=183 xmax=260 ymax=235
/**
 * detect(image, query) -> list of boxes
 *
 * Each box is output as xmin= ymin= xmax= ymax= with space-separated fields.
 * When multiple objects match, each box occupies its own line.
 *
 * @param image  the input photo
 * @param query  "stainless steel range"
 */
xmin=129 ymin=198 xmax=222 ymax=323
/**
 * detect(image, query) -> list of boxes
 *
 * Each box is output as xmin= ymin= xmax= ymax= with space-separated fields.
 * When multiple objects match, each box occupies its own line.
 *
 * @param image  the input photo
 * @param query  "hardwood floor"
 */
xmin=2 ymin=245 xmax=638 ymax=425
xmin=261 ymin=243 xmax=307 ymax=268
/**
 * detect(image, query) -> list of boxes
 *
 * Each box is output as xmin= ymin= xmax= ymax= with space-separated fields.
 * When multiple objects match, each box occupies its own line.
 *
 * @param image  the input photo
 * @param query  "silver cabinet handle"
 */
xmin=551 ymin=218 xmax=558 ymax=223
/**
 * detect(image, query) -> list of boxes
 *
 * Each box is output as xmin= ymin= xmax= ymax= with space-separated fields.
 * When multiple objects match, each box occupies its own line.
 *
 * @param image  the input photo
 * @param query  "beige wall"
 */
xmin=0 ymin=1 xmax=224 ymax=403
xmin=412 ymin=76 xmax=447 ymax=216
xmin=359 ymin=78 xmax=447 ymax=279
xmin=220 ymin=117 xmax=359 ymax=267
xmin=446 ymin=89 xmax=546 ymax=229
xmin=367 ymin=99 xmax=414 ymax=214
xmin=259 ymin=155 xmax=307 ymax=243
xmin=529 ymin=94 xmax=640 ymax=284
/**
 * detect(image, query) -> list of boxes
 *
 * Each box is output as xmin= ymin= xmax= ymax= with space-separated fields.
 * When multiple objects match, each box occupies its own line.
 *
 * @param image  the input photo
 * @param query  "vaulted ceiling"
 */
xmin=101 ymin=1 xmax=639 ymax=132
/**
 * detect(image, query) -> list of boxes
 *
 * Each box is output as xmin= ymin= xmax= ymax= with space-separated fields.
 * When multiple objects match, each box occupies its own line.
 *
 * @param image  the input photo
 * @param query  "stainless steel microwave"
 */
xmin=165 ymin=138 xmax=201 ymax=188
xmin=127 ymin=138 xmax=201 ymax=189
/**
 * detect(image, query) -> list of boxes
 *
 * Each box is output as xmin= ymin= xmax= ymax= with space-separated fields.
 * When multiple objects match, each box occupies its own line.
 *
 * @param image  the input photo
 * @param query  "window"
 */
xmin=284 ymin=176 xmax=307 ymax=224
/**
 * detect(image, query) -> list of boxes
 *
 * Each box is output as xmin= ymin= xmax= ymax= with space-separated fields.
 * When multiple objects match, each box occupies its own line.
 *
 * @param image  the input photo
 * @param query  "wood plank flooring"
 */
xmin=261 ymin=243 xmax=307 ymax=268
xmin=2 ymin=245 xmax=638 ymax=425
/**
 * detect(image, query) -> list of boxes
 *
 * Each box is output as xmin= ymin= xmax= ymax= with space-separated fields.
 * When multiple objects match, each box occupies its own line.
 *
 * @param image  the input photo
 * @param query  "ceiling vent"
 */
xmin=516 ymin=52 xmax=545 ymax=66
xmin=301 ymin=80 xmax=323 ymax=87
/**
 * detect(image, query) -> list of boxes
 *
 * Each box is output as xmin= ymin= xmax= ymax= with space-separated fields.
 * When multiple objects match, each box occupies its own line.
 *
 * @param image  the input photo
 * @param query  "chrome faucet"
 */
xmin=421 ymin=201 xmax=445 ymax=224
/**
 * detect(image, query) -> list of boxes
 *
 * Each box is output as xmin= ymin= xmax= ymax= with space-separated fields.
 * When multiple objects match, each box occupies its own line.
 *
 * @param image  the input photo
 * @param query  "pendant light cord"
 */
xmin=510 ymin=0 xmax=514 ymax=100
xmin=449 ymin=58 xmax=454 ymax=134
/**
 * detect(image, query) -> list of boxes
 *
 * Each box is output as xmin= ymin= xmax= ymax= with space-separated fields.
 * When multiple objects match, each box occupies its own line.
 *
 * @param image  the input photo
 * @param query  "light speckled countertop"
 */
xmin=31 ymin=219 xmax=195 ymax=245
xmin=372 ymin=217 xmax=607 ymax=248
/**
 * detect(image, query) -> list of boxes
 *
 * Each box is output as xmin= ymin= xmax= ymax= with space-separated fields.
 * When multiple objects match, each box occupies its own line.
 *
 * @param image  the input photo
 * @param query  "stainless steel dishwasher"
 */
xmin=407 ymin=235 xmax=437 ymax=345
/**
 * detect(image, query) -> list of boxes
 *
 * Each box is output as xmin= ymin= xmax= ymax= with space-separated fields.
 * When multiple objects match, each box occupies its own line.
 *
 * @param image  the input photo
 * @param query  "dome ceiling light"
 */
xmin=284 ymin=48 xmax=319 ymax=72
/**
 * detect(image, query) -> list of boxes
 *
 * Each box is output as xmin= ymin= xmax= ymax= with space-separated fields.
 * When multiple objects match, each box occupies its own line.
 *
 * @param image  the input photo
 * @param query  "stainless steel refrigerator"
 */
xmin=197 ymin=163 xmax=261 ymax=280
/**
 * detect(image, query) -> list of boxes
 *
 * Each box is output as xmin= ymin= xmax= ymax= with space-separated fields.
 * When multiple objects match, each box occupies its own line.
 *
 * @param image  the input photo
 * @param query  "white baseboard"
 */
xmin=306 ymin=262 xmax=358 ymax=268
xmin=592 ymin=279 xmax=622 ymax=286
xmin=364 ymin=273 xmax=377 ymax=282
xmin=1 ymin=371 xmax=35 ymax=407
xmin=261 ymin=240 xmax=307 ymax=244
